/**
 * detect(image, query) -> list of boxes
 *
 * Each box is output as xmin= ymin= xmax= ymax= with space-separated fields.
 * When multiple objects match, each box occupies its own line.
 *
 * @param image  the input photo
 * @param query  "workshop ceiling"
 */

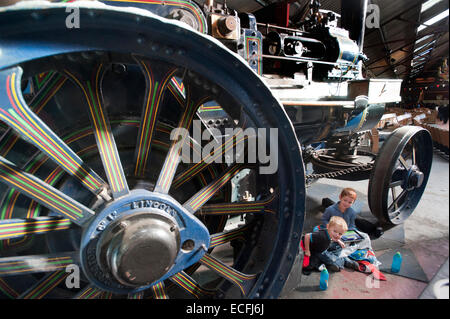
xmin=224 ymin=0 xmax=449 ymax=81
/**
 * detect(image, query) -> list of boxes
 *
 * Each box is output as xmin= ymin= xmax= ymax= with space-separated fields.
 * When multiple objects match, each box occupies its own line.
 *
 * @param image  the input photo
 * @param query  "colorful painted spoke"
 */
xmin=0 ymin=67 xmax=107 ymax=195
xmin=199 ymin=253 xmax=258 ymax=297
xmin=99 ymin=291 xmax=113 ymax=299
xmin=0 ymin=71 xmax=67 ymax=157
xmin=0 ymin=252 xmax=78 ymax=277
xmin=168 ymin=77 xmax=186 ymax=106
xmin=0 ymin=277 xmax=19 ymax=298
xmin=183 ymin=164 xmax=243 ymax=213
xmin=0 ymin=156 xmax=95 ymax=226
xmin=210 ymin=225 xmax=250 ymax=248
xmin=152 ymin=281 xmax=169 ymax=299
xmin=0 ymin=216 xmax=72 ymax=240
xmin=197 ymin=193 xmax=277 ymax=216
xmin=74 ymin=285 xmax=103 ymax=299
xmin=128 ymin=291 xmax=145 ymax=299
xmin=170 ymin=271 xmax=215 ymax=299
xmin=1 ymin=129 xmax=109 ymax=225
xmin=18 ymin=270 xmax=69 ymax=299
xmin=155 ymin=89 xmax=210 ymax=194
xmin=173 ymin=131 xmax=250 ymax=189
xmin=133 ymin=58 xmax=178 ymax=177
xmin=64 ymin=64 xmax=129 ymax=199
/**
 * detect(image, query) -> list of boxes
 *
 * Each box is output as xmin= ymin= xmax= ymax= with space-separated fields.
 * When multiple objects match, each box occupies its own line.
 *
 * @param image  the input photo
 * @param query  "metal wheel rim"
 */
xmin=368 ymin=126 xmax=433 ymax=226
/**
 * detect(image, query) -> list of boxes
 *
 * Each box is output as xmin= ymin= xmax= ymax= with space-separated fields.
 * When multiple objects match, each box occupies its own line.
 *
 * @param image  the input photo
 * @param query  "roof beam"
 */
xmin=375 ymin=37 xmax=447 ymax=77
xmin=365 ymin=1 xmax=423 ymax=36
xmin=371 ymin=0 xmax=399 ymax=78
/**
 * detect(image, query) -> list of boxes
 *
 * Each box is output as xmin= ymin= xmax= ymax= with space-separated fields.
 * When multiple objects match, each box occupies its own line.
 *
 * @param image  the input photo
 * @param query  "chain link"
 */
xmin=304 ymin=148 xmax=375 ymax=186
xmin=305 ymin=162 xmax=374 ymax=185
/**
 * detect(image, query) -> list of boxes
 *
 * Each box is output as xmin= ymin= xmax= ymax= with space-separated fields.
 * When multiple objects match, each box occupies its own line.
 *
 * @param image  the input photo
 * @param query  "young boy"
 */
xmin=321 ymin=187 xmax=358 ymax=230
xmin=319 ymin=187 xmax=363 ymax=271
xmin=301 ymin=216 xmax=348 ymax=273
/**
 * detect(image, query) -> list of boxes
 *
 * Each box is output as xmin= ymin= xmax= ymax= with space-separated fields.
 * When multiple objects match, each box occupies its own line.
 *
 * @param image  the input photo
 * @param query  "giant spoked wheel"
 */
xmin=368 ymin=126 xmax=433 ymax=227
xmin=0 ymin=2 xmax=305 ymax=299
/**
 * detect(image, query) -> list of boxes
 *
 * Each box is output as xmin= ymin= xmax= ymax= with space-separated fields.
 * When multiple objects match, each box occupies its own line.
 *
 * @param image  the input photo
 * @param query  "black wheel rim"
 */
xmin=368 ymin=126 xmax=433 ymax=226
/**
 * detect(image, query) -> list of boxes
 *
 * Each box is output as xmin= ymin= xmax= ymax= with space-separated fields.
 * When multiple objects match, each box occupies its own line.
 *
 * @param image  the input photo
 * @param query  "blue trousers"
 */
xmin=317 ymin=242 xmax=348 ymax=269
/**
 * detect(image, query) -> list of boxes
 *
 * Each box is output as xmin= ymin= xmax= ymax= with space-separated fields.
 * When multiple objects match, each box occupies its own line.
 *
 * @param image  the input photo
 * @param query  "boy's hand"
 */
xmin=305 ymin=250 xmax=311 ymax=257
xmin=337 ymin=240 xmax=345 ymax=248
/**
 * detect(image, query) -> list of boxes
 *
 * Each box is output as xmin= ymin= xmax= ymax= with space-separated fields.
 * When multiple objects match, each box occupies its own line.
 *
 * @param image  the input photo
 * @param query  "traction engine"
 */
xmin=0 ymin=0 xmax=432 ymax=299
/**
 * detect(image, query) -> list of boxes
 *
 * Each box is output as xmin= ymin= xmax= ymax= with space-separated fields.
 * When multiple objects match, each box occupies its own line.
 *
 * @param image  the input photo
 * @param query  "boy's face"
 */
xmin=339 ymin=194 xmax=356 ymax=211
xmin=327 ymin=224 xmax=346 ymax=242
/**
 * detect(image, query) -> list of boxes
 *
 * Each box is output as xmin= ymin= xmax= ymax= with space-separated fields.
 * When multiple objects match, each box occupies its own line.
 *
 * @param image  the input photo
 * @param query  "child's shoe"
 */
xmin=344 ymin=259 xmax=360 ymax=271
xmin=325 ymin=263 xmax=340 ymax=272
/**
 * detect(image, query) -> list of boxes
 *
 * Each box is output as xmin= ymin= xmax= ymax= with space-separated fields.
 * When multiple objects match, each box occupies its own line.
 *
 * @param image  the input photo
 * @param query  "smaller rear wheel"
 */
xmin=368 ymin=126 xmax=433 ymax=226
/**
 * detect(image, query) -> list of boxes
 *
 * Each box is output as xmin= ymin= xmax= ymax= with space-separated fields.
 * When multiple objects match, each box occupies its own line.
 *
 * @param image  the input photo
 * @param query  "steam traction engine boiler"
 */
xmin=0 ymin=0 xmax=432 ymax=299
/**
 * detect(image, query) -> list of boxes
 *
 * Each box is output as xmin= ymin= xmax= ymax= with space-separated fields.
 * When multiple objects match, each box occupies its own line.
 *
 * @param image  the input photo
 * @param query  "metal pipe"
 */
xmin=261 ymin=54 xmax=353 ymax=66
xmin=256 ymin=22 xmax=307 ymax=34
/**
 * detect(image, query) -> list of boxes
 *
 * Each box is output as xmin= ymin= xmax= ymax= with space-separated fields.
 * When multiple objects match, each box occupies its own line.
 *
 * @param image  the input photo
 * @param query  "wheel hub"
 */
xmin=98 ymin=212 xmax=180 ymax=287
xmin=80 ymin=190 xmax=210 ymax=294
xmin=404 ymin=165 xmax=425 ymax=191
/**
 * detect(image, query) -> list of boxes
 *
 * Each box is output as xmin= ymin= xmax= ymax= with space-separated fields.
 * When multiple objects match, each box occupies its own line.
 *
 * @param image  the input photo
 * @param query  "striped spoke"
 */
xmin=152 ymin=281 xmax=169 ymax=299
xmin=0 ymin=67 xmax=107 ymax=196
xmin=133 ymin=57 xmax=178 ymax=177
xmin=197 ymin=192 xmax=277 ymax=216
xmin=0 ymin=251 xmax=78 ymax=277
xmin=210 ymin=225 xmax=250 ymax=249
xmin=0 ymin=71 xmax=67 ymax=157
xmin=199 ymin=253 xmax=258 ymax=297
xmin=183 ymin=163 xmax=243 ymax=213
xmin=0 ymin=216 xmax=72 ymax=241
xmin=0 ymin=156 xmax=95 ymax=226
xmin=74 ymin=285 xmax=103 ymax=299
xmin=0 ymin=277 xmax=19 ymax=298
xmin=18 ymin=270 xmax=69 ymax=299
xmin=172 ymin=128 xmax=252 ymax=189
xmin=168 ymin=77 xmax=186 ymax=107
xmin=170 ymin=271 xmax=215 ymax=299
xmin=128 ymin=291 xmax=145 ymax=299
xmin=154 ymin=85 xmax=210 ymax=194
xmin=64 ymin=64 xmax=129 ymax=199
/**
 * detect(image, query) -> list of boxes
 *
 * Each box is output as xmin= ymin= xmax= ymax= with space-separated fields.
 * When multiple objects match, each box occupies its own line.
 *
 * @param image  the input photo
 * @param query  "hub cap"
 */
xmin=80 ymin=190 xmax=209 ymax=294
xmin=99 ymin=212 xmax=180 ymax=287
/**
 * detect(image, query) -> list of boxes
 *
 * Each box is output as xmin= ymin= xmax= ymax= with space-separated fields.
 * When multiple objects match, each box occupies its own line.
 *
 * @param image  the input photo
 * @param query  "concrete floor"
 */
xmin=281 ymin=152 xmax=449 ymax=299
